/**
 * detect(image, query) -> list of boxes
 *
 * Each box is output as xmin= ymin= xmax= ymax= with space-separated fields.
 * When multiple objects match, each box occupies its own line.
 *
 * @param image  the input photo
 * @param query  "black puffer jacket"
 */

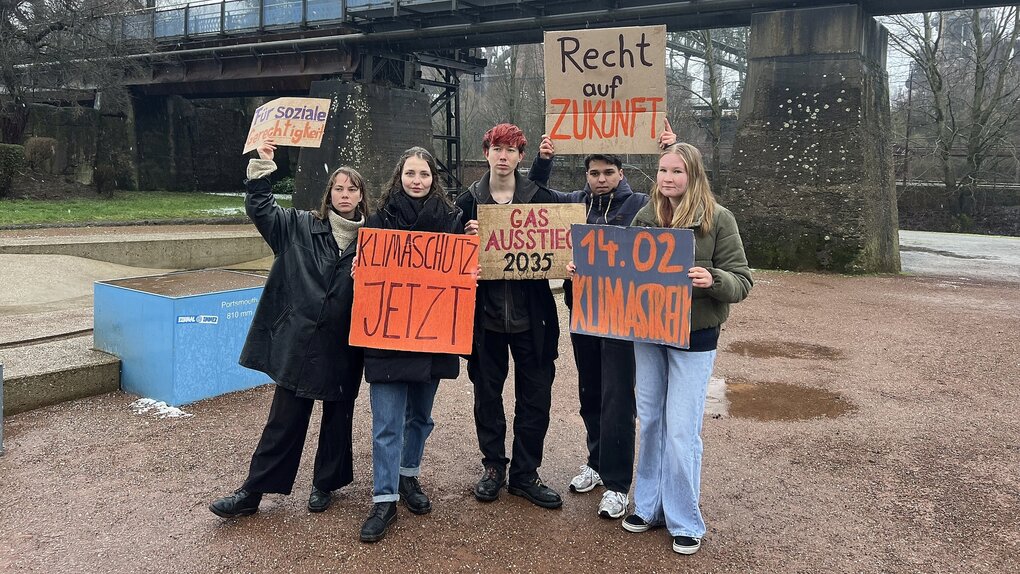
xmin=238 ymin=176 xmax=363 ymax=401
xmin=360 ymin=195 xmax=466 ymax=385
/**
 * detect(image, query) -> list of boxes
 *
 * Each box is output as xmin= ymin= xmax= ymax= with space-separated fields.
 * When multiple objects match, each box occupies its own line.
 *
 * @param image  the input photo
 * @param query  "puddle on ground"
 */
xmin=726 ymin=341 xmax=845 ymax=360
xmin=706 ymin=377 xmax=854 ymax=421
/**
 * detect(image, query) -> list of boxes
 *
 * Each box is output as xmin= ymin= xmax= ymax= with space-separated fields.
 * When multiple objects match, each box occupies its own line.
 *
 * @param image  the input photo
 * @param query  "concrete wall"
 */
xmin=725 ymin=6 xmax=900 ymax=273
xmin=23 ymin=105 xmax=101 ymax=185
xmin=135 ymin=96 xmax=250 ymax=192
xmin=292 ymin=81 xmax=434 ymax=210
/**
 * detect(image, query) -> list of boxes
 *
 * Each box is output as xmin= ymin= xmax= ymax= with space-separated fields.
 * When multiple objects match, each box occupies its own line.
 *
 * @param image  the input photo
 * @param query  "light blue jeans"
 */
xmin=632 ymin=342 xmax=717 ymax=538
xmin=370 ymin=380 xmax=440 ymax=503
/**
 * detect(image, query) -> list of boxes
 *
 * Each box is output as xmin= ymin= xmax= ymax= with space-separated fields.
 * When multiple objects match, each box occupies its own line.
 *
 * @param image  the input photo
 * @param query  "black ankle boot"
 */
xmin=359 ymin=502 xmax=397 ymax=543
xmin=398 ymin=476 xmax=432 ymax=515
xmin=308 ymin=487 xmax=332 ymax=513
xmin=209 ymin=489 xmax=262 ymax=518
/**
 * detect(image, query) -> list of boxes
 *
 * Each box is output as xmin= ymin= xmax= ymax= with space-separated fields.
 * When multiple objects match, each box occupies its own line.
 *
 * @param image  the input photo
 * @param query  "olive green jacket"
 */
xmin=631 ymin=202 xmax=753 ymax=331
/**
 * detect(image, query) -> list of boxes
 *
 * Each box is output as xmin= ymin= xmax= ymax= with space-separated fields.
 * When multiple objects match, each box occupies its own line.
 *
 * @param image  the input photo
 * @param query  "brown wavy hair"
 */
xmin=648 ymin=143 xmax=715 ymax=235
xmin=378 ymin=146 xmax=453 ymax=209
xmin=312 ymin=166 xmax=370 ymax=221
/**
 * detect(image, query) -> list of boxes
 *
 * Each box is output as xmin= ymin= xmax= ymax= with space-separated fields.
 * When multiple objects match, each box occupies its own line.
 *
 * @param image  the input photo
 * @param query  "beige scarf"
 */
xmin=327 ymin=209 xmax=364 ymax=253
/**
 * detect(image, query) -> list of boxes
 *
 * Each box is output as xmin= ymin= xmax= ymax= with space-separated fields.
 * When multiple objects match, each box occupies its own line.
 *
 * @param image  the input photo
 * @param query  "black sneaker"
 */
xmin=622 ymin=514 xmax=651 ymax=533
xmin=209 ymin=488 xmax=262 ymax=518
xmin=474 ymin=464 xmax=505 ymax=502
xmin=507 ymin=477 xmax=562 ymax=509
xmin=308 ymin=487 xmax=332 ymax=513
xmin=672 ymin=535 xmax=702 ymax=555
xmin=359 ymin=502 xmax=397 ymax=543
xmin=398 ymin=475 xmax=432 ymax=515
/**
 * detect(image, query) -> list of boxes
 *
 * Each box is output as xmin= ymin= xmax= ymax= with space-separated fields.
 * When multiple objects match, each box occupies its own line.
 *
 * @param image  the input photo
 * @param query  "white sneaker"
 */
xmin=598 ymin=490 xmax=628 ymax=519
xmin=568 ymin=464 xmax=602 ymax=493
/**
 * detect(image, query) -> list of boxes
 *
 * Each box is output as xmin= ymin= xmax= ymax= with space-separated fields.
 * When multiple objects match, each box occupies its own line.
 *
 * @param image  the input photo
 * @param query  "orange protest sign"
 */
xmin=543 ymin=25 xmax=667 ymax=155
xmin=242 ymin=97 xmax=332 ymax=154
xmin=350 ymin=228 xmax=479 ymax=354
xmin=477 ymin=203 xmax=586 ymax=280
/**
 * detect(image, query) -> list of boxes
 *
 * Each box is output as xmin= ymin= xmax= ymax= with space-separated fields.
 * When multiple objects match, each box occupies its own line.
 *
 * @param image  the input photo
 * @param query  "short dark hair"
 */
xmin=584 ymin=154 xmax=623 ymax=171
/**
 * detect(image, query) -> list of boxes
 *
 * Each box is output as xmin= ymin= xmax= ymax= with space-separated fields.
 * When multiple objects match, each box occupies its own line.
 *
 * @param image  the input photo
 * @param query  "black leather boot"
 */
xmin=398 ymin=476 xmax=432 ymax=515
xmin=209 ymin=489 xmax=262 ymax=518
xmin=359 ymin=502 xmax=397 ymax=543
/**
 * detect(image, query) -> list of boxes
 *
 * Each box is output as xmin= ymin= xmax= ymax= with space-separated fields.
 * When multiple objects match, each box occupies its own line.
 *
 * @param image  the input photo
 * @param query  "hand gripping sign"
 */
xmin=570 ymin=224 xmax=694 ymax=348
xmin=544 ymin=25 xmax=667 ymax=155
xmin=243 ymin=97 xmax=333 ymax=154
xmin=350 ymin=228 xmax=480 ymax=355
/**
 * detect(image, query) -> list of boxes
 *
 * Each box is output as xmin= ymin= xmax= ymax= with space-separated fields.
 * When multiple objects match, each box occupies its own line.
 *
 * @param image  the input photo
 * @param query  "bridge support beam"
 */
xmin=292 ymin=80 xmax=433 ymax=210
xmin=726 ymin=6 xmax=900 ymax=273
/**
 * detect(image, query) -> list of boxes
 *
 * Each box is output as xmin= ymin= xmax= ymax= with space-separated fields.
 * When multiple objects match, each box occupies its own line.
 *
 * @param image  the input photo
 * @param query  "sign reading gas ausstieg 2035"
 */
xmin=544 ymin=25 xmax=667 ymax=155
xmin=478 ymin=203 xmax=586 ymax=281
xmin=570 ymin=224 xmax=694 ymax=348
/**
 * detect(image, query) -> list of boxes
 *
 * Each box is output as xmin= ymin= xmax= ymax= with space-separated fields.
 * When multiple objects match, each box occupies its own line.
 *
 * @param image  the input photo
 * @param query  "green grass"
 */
xmin=0 ymin=191 xmax=292 ymax=226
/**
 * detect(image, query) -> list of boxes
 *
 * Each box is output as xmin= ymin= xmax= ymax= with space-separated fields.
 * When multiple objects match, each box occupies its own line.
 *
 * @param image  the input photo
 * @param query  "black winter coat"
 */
xmin=360 ymin=196 xmax=465 ymax=385
xmin=238 ymin=177 xmax=364 ymax=401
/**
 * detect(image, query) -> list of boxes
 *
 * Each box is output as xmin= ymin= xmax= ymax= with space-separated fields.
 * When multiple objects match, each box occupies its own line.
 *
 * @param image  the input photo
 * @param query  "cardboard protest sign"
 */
xmin=243 ymin=97 xmax=333 ymax=154
xmin=544 ymin=25 xmax=667 ymax=155
xmin=478 ymin=203 xmax=586 ymax=280
xmin=350 ymin=228 xmax=479 ymax=355
xmin=569 ymin=224 xmax=694 ymax=348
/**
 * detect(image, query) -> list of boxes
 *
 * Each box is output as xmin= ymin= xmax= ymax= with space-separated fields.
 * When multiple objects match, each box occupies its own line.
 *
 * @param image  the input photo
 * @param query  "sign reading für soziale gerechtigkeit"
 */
xmin=243 ymin=97 xmax=333 ymax=154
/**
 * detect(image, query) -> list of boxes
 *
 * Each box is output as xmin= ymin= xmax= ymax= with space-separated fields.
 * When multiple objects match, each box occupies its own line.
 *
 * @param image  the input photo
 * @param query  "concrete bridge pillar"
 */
xmin=292 ymin=81 xmax=434 ymax=210
xmin=725 ymin=6 xmax=900 ymax=273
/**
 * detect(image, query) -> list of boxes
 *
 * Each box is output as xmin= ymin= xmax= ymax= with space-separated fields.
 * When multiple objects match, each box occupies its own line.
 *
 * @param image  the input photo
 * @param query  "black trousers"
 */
xmin=468 ymin=329 xmax=555 ymax=485
xmin=571 ymin=332 xmax=636 ymax=493
xmin=242 ymin=385 xmax=357 ymax=495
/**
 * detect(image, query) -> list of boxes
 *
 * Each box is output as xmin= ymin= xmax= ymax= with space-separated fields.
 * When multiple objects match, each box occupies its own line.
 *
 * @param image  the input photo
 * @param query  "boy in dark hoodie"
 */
xmin=536 ymin=122 xmax=676 ymax=520
xmin=456 ymin=123 xmax=563 ymax=510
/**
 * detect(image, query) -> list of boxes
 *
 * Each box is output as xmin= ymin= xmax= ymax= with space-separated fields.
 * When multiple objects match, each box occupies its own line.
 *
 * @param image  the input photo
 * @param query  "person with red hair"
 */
xmin=455 ymin=123 xmax=563 ymax=509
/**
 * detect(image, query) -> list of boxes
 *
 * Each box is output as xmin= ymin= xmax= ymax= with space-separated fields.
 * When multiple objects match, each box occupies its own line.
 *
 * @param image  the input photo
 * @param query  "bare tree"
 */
xmin=1 ymin=0 xmax=148 ymax=142
xmin=460 ymin=44 xmax=546 ymax=158
xmin=665 ymin=28 xmax=747 ymax=183
xmin=886 ymin=8 xmax=1020 ymax=215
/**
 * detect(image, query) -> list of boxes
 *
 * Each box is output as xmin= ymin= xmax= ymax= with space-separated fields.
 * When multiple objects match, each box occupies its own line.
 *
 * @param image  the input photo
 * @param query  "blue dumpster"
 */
xmin=94 ymin=269 xmax=270 ymax=406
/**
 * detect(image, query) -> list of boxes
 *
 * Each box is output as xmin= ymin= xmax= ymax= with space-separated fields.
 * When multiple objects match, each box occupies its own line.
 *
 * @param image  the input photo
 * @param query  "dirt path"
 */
xmin=1 ymin=271 xmax=1018 ymax=573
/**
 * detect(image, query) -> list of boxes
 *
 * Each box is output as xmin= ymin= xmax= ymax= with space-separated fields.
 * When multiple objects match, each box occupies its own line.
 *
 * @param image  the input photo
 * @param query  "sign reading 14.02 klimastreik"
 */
xmin=570 ymin=224 xmax=694 ymax=348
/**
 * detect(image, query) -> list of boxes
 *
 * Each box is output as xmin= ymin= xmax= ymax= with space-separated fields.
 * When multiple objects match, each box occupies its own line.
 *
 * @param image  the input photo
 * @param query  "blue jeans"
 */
xmin=369 ymin=380 xmax=440 ymax=503
xmin=633 ymin=342 xmax=716 ymax=538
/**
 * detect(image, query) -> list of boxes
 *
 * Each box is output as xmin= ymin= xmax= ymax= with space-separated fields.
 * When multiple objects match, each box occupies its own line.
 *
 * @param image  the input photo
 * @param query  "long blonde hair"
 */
xmin=649 ymin=143 xmax=715 ymax=235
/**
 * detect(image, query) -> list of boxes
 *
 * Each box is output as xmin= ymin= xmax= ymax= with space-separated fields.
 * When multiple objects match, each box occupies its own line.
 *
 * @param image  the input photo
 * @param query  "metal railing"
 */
xmin=110 ymin=0 xmax=520 ymax=43
xmin=115 ymin=0 xmax=347 ymax=42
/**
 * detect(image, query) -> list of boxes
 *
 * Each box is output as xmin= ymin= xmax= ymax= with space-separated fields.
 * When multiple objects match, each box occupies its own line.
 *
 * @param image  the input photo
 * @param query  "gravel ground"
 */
xmin=1 ymin=270 xmax=1019 ymax=573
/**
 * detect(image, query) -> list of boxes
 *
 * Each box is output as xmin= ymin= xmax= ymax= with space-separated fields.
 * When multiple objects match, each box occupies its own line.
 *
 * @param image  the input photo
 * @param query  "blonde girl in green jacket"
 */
xmin=621 ymin=142 xmax=753 ymax=556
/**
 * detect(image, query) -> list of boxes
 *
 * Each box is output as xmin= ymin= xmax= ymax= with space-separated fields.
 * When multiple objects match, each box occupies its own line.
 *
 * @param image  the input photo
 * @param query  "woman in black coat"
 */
xmin=209 ymin=141 xmax=369 ymax=518
xmin=357 ymin=147 xmax=466 ymax=543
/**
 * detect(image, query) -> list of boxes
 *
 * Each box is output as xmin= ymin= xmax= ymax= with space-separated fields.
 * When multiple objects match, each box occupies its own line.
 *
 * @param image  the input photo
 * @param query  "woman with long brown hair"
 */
xmin=209 ymin=141 xmax=369 ymax=519
xmin=357 ymin=146 xmax=466 ymax=543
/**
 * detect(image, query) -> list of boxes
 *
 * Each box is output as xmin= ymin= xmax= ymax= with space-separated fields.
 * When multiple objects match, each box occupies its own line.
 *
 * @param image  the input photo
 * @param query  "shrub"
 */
xmin=0 ymin=143 xmax=25 ymax=198
xmin=93 ymin=163 xmax=118 ymax=195
xmin=23 ymin=137 xmax=57 ymax=173
xmin=272 ymin=176 xmax=295 ymax=195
